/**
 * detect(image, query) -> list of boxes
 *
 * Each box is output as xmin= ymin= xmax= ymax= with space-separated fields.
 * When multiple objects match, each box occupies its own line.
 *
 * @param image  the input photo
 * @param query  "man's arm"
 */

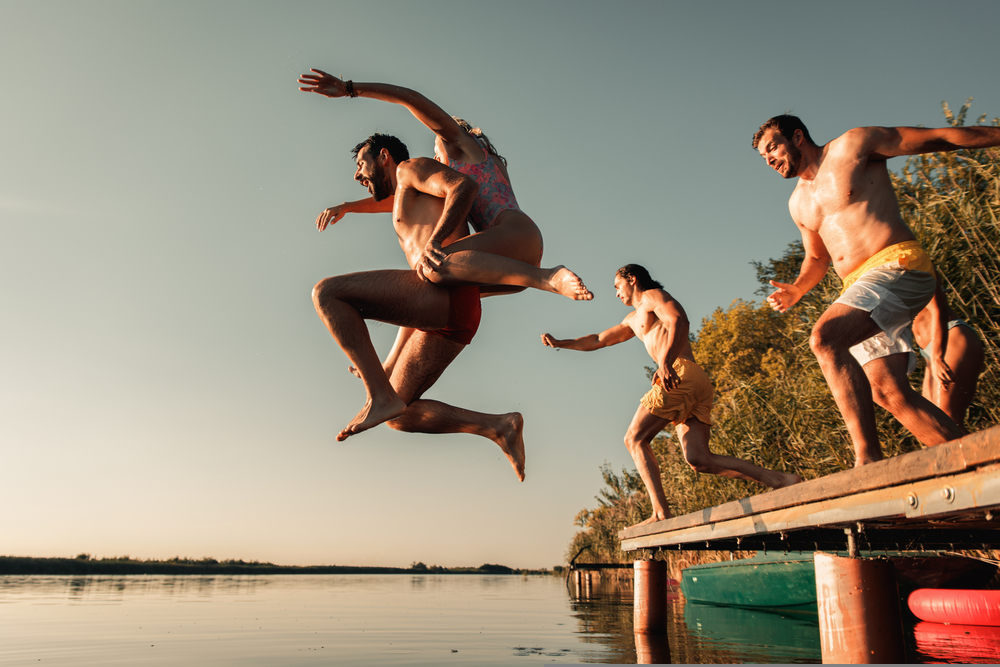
xmin=767 ymin=226 xmax=832 ymax=313
xmin=922 ymin=283 xmax=955 ymax=390
xmin=396 ymin=158 xmax=478 ymax=271
xmin=651 ymin=294 xmax=688 ymax=381
xmin=848 ymin=125 xmax=1000 ymax=161
xmin=541 ymin=321 xmax=635 ymax=352
xmin=316 ymin=196 xmax=395 ymax=231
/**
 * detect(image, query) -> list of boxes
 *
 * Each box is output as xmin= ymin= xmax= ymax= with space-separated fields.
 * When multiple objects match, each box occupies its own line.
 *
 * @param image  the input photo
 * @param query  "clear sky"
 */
xmin=2 ymin=0 xmax=998 ymax=569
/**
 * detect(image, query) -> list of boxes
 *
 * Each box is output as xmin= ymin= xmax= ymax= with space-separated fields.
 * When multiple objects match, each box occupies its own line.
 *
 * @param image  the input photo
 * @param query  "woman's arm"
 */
xmin=298 ymin=69 xmax=481 ymax=161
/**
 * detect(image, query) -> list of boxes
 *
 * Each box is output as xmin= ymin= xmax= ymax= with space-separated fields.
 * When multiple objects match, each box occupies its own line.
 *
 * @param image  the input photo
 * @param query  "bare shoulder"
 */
xmin=831 ymin=126 xmax=897 ymax=161
xmin=649 ymin=288 xmax=679 ymax=308
xmin=396 ymin=157 xmax=447 ymax=185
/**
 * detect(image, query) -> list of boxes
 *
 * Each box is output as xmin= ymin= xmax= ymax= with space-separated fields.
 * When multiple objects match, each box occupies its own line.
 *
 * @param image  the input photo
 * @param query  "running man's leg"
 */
xmin=864 ymin=353 xmax=965 ymax=446
xmin=809 ymin=304 xmax=887 ymax=466
xmin=922 ymin=327 xmax=984 ymax=431
xmin=384 ymin=329 xmax=526 ymax=481
xmin=623 ymin=405 xmax=675 ymax=526
xmin=312 ymin=269 xmax=452 ymax=441
xmin=675 ymin=418 xmax=802 ymax=488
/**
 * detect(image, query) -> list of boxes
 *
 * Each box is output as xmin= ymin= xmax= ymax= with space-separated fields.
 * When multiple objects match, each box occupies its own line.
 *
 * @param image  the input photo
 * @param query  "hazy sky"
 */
xmin=2 ymin=1 xmax=998 ymax=568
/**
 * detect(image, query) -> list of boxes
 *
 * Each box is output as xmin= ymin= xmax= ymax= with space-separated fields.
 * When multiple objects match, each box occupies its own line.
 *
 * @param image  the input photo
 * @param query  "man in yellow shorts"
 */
xmin=753 ymin=114 xmax=1000 ymax=465
xmin=541 ymin=265 xmax=802 ymax=527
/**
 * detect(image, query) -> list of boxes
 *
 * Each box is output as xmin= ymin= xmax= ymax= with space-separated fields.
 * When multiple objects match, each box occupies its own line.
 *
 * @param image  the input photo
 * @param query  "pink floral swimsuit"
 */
xmin=440 ymin=136 xmax=523 ymax=233
xmin=438 ymin=135 xmax=542 ymax=266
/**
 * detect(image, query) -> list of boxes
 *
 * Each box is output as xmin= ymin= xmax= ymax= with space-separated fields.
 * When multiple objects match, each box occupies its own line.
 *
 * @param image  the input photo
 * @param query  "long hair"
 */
xmin=452 ymin=117 xmax=507 ymax=166
xmin=617 ymin=264 xmax=663 ymax=291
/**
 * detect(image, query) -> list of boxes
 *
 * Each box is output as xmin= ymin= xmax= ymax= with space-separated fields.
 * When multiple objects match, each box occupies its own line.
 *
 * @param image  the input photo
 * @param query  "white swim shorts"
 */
xmin=833 ymin=266 xmax=935 ymax=371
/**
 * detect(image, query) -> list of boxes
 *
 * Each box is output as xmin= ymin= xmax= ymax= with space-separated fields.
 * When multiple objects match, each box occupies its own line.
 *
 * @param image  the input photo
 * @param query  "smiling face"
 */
xmin=758 ymin=128 xmax=803 ymax=179
xmin=354 ymin=147 xmax=393 ymax=201
xmin=614 ymin=274 xmax=636 ymax=306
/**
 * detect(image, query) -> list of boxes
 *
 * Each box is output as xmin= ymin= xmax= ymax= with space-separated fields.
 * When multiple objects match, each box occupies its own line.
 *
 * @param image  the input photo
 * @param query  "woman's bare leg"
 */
xmin=427 ymin=214 xmax=593 ymax=300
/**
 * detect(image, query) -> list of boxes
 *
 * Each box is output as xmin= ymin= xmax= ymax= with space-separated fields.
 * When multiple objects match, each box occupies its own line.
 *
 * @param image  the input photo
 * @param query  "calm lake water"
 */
xmin=0 ymin=573 xmax=989 ymax=664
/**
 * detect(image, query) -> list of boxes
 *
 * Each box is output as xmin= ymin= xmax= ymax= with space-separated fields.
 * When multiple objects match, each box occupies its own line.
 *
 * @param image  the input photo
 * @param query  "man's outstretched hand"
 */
xmin=766 ymin=280 xmax=802 ymax=313
xmin=316 ymin=204 xmax=349 ymax=231
xmin=540 ymin=333 xmax=562 ymax=349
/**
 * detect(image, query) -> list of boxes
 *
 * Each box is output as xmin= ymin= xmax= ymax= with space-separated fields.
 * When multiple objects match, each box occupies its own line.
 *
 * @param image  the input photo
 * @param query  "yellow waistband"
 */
xmin=841 ymin=240 xmax=934 ymax=292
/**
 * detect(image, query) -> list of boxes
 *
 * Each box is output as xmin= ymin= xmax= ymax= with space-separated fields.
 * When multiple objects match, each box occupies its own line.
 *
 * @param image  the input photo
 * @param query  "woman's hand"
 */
xmin=298 ymin=68 xmax=348 ymax=98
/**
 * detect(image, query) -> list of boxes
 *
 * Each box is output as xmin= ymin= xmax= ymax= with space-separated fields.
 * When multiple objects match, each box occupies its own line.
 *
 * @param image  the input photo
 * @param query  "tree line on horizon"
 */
xmin=568 ymin=101 xmax=1000 ymax=566
xmin=0 ymin=554 xmax=550 ymax=576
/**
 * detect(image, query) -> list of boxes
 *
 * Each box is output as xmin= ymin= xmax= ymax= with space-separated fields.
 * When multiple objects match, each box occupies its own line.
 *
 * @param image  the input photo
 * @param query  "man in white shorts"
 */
xmin=837 ymin=244 xmax=937 ymax=375
xmin=753 ymin=114 xmax=1000 ymax=466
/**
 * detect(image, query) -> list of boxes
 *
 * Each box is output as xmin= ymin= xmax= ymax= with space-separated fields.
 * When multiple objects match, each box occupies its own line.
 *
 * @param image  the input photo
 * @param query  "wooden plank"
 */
xmin=959 ymin=427 xmax=1000 ymax=468
xmin=621 ymin=465 xmax=1000 ymax=552
xmin=619 ymin=424 xmax=1000 ymax=541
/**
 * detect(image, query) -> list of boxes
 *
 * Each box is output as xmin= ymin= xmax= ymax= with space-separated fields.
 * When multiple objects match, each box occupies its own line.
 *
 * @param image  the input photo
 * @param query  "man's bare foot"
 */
xmin=494 ymin=412 xmax=526 ymax=482
xmin=629 ymin=511 xmax=672 ymax=529
xmin=337 ymin=394 xmax=407 ymax=441
xmin=772 ymin=472 xmax=804 ymax=489
xmin=546 ymin=266 xmax=594 ymax=301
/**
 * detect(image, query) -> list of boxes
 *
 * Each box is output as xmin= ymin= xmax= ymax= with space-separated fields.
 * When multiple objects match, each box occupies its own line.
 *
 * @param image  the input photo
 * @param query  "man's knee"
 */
xmin=311 ymin=276 xmax=344 ymax=311
xmin=385 ymin=415 xmax=410 ymax=432
xmin=866 ymin=358 xmax=914 ymax=412
xmin=623 ymin=431 xmax=645 ymax=457
xmin=809 ymin=322 xmax=837 ymax=359
xmin=869 ymin=377 xmax=911 ymax=413
xmin=683 ymin=448 xmax=711 ymax=472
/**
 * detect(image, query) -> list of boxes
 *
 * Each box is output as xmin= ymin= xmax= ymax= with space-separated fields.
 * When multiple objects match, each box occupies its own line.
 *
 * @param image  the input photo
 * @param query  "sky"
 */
xmin=2 ymin=0 xmax=998 ymax=569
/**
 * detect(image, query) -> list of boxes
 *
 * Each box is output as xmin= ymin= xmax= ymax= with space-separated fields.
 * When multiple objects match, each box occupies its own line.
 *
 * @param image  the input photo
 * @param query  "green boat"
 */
xmin=681 ymin=551 xmax=817 ymax=609
xmin=680 ymin=551 xmax=994 ymax=610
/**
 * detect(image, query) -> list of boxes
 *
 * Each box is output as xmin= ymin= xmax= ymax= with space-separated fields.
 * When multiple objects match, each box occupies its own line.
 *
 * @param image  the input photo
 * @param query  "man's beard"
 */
xmin=369 ymin=160 xmax=393 ymax=201
xmin=782 ymin=143 xmax=803 ymax=179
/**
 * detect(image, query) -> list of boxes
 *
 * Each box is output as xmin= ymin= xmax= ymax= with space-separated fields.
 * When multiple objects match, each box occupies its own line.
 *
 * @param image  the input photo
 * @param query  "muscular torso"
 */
xmin=790 ymin=134 xmax=916 ymax=278
xmin=626 ymin=290 xmax=695 ymax=365
xmin=391 ymin=178 xmax=469 ymax=269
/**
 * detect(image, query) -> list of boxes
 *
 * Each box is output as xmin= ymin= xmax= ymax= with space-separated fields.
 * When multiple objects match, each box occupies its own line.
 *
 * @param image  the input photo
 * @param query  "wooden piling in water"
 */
xmin=814 ymin=552 xmax=905 ymax=664
xmin=633 ymin=560 xmax=669 ymax=635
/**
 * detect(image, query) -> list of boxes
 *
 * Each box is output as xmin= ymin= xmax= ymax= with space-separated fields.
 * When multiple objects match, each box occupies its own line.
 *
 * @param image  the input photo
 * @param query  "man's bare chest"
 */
xmin=791 ymin=161 xmax=887 ymax=233
xmin=631 ymin=309 xmax=660 ymax=339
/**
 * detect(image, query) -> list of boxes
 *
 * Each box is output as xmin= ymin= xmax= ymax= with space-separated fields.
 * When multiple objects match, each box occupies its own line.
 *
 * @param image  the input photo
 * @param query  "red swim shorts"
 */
xmin=423 ymin=285 xmax=481 ymax=346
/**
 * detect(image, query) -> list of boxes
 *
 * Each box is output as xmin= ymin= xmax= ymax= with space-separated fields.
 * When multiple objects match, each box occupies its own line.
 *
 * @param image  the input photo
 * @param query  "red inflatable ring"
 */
xmin=909 ymin=589 xmax=1000 ymax=627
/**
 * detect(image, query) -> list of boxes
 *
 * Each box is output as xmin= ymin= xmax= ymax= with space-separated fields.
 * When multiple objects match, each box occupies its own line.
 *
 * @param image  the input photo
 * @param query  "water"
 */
xmin=2 ymin=573 xmax=994 ymax=664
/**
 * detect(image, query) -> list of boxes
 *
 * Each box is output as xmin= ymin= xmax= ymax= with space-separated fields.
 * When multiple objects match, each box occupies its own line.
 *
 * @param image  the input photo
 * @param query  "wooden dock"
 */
xmin=619 ymin=425 xmax=1000 ymax=554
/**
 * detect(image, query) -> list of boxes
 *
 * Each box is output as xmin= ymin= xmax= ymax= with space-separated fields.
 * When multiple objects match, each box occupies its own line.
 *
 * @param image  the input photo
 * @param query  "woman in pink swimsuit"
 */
xmin=298 ymin=68 xmax=591 ymax=301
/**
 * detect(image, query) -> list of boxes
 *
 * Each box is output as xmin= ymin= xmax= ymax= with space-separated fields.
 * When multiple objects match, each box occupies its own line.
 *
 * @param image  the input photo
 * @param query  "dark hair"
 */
xmin=351 ymin=133 xmax=410 ymax=163
xmin=617 ymin=264 xmax=663 ymax=291
xmin=752 ymin=114 xmax=815 ymax=149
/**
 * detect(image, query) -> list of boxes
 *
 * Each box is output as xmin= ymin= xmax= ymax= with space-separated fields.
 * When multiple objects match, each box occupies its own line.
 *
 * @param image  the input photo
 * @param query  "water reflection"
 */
xmin=912 ymin=621 xmax=1000 ymax=664
xmin=0 ymin=574 xmax=270 ymax=604
xmin=566 ymin=568 xmax=823 ymax=663
xmin=1 ymin=572 xmax=957 ymax=665
xmin=682 ymin=602 xmax=821 ymax=663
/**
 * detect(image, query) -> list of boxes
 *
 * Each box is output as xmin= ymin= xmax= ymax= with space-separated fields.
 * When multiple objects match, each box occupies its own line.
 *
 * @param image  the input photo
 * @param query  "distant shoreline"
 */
xmin=0 ymin=556 xmax=556 ymax=576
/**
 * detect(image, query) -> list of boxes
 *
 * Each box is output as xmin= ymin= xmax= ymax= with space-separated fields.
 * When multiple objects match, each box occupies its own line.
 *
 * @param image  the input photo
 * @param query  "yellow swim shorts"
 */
xmin=841 ymin=240 xmax=934 ymax=293
xmin=639 ymin=358 xmax=714 ymax=426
